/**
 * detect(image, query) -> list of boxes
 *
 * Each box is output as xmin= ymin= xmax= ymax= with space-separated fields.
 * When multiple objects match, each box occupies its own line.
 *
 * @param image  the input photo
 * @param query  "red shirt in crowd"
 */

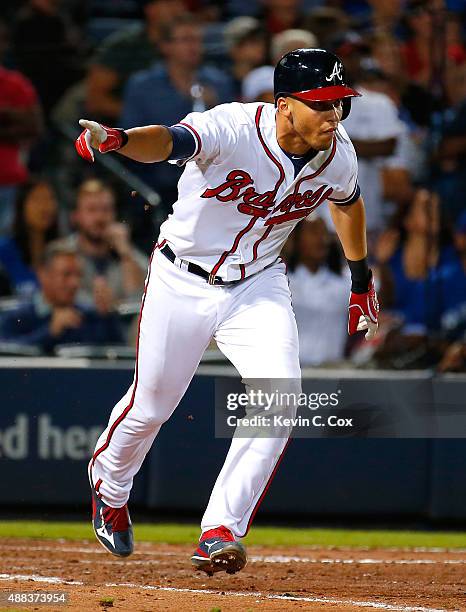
xmin=0 ymin=67 xmax=38 ymax=186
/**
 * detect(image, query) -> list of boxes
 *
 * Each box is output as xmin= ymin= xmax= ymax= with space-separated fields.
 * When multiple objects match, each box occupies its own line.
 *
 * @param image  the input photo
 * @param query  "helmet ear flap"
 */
xmin=342 ymin=98 xmax=351 ymax=120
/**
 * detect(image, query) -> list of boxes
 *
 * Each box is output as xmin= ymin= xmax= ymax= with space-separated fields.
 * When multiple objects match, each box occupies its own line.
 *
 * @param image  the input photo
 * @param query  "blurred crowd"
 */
xmin=0 ymin=0 xmax=464 ymax=370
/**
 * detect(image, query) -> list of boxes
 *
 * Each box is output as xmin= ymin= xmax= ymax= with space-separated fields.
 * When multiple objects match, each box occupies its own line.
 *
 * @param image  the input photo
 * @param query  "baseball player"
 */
xmin=76 ymin=49 xmax=379 ymax=575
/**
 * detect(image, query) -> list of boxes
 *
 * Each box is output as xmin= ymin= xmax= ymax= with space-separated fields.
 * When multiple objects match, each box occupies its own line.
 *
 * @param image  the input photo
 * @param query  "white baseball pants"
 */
xmin=90 ymin=242 xmax=300 ymax=538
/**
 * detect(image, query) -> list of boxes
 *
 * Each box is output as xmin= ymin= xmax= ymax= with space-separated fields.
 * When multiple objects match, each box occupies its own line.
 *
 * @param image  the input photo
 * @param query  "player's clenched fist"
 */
xmin=348 ymin=273 xmax=379 ymax=340
xmin=75 ymin=119 xmax=128 ymax=162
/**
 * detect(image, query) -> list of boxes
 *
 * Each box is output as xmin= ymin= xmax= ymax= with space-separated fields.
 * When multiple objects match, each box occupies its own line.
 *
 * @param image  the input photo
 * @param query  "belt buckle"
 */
xmin=208 ymin=272 xmax=217 ymax=285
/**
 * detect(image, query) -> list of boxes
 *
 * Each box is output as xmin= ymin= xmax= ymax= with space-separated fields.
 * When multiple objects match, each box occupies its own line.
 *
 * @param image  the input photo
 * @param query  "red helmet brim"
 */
xmin=291 ymin=85 xmax=361 ymax=101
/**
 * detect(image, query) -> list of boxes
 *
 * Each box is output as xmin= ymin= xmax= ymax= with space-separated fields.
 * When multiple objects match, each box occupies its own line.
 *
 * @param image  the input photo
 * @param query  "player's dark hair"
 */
xmin=12 ymin=177 xmax=60 ymax=267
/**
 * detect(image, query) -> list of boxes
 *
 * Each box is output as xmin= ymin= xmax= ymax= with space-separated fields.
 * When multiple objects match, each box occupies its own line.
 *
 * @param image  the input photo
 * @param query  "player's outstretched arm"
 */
xmin=75 ymin=120 xmax=173 ymax=163
xmin=329 ymin=197 xmax=379 ymax=340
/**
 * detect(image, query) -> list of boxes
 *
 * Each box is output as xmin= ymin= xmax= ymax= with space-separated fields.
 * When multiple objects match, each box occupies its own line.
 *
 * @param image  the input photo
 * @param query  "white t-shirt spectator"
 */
xmin=289 ymin=264 xmax=349 ymax=366
xmin=343 ymin=86 xmax=404 ymax=232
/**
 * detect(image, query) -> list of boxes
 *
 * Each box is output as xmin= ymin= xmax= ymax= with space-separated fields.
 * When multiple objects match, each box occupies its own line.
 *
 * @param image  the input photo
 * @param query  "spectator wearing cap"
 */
xmin=120 ymin=14 xmax=234 ymax=213
xmin=224 ymin=17 xmax=268 ymax=100
xmin=270 ymin=28 xmax=318 ymax=64
xmin=86 ymin=0 xmax=187 ymax=124
xmin=242 ymin=66 xmax=274 ymax=103
xmin=0 ymin=19 xmax=42 ymax=233
xmin=240 ymin=28 xmax=319 ymax=104
xmin=0 ymin=244 xmax=123 ymax=354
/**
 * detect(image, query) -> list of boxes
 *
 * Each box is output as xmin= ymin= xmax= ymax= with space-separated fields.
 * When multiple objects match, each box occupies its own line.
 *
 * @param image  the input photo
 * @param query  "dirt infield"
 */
xmin=0 ymin=538 xmax=465 ymax=611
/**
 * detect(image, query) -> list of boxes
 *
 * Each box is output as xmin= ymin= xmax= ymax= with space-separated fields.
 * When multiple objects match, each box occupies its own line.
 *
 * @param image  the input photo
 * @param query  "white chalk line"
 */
xmin=105 ymin=581 xmax=452 ymax=612
xmin=0 ymin=573 xmax=82 ymax=585
xmin=0 ymin=572 xmax=457 ymax=611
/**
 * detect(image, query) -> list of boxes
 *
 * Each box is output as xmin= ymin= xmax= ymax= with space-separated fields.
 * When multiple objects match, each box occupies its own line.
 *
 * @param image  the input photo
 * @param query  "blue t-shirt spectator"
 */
xmin=439 ymin=254 xmax=466 ymax=341
xmin=121 ymin=62 xmax=234 ymax=206
xmin=0 ymin=294 xmax=123 ymax=354
xmin=389 ymin=246 xmax=459 ymax=335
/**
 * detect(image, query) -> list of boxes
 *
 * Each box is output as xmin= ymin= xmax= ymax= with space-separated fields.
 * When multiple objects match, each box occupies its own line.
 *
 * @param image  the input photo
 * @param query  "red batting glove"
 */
xmin=75 ymin=119 xmax=128 ymax=162
xmin=348 ymin=273 xmax=379 ymax=340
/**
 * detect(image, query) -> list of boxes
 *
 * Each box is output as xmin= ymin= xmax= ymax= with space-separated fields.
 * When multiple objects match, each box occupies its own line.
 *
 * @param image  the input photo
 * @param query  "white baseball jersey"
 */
xmin=90 ymin=101 xmax=359 ymax=541
xmin=160 ymin=102 xmax=359 ymax=281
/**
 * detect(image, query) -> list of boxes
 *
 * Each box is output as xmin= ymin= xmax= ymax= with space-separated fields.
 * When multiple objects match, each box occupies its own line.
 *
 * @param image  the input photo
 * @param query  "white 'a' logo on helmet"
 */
xmin=325 ymin=61 xmax=343 ymax=82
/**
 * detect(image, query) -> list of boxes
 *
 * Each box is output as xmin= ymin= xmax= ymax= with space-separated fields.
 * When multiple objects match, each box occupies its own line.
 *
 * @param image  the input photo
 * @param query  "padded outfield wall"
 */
xmin=0 ymin=359 xmax=465 ymax=521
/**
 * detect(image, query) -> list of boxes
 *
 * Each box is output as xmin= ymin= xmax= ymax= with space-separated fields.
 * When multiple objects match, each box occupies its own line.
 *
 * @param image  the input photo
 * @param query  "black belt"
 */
xmin=160 ymin=243 xmax=241 ymax=286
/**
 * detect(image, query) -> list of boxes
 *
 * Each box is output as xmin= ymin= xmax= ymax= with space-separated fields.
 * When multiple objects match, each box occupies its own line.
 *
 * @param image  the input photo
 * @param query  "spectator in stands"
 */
xmin=224 ymin=17 xmax=268 ymax=100
xmin=12 ymin=0 xmax=85 ymax=119
xmin=439 ymin=211 xmax=466 ymax=343
xmin=361 ymin=0 xmax=404 ymax=34
xmin=242 ymin=65 xmax=274 ymax=103
xmin=288 ymin=217 xmax=349 ymax=367
xmin=260 ymin=0 xmax=307 ymax=35
xmin=369 ymin=30 xmax=434 ymax=128
xmin=438 ymin=96 xmax=466 ymax=222
xmin=52 ymin=179 xmax=147 ymax=307
xmin=86 ymin=0 xmax=187 ymax=124
xmin=0 ymin=244 xmax=123 ymax=354
xmin=402 ymin=0 xmax=466 ymax=88
xmin=241 ymin=29 xmax=318 ymax=103
xmin=0 ymin=19 xmax=42 ymax=234
xmin=330 ymin=31 xmax=370 ymax=87
xmin=304 ymin=6 xmax=348 ymax=50
xmin=0 ymin=178 xmax=60 ymax=298
xmin=120 ymin=14 xmax=234 ymax=210
xmin=270 ymin=28 xmax=318 ymax=65
xmin=342 ymin=59 xmax=405 ymax=244
xmin=374 ymin=189 xmax=453 ymax=340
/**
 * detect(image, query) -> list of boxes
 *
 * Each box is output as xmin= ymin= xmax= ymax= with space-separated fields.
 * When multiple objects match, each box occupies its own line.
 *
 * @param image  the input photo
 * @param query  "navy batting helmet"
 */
xmin=274 ymin=48 xmax=361 ymax=120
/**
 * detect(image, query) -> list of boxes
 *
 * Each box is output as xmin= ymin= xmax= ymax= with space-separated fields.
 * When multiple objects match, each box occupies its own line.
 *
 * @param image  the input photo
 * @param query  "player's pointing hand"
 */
xmin=75 ymin=119 xmax=128 ymax=162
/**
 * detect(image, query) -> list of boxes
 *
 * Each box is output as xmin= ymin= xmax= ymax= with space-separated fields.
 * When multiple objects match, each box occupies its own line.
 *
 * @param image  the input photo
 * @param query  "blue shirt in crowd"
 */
xmin=0 ymin=294 xmax=123 ymax=354
xmin=389 ymin=246 xmax=465 ymax=336
xmin=120 ymin=62 xmax=234 ymax=205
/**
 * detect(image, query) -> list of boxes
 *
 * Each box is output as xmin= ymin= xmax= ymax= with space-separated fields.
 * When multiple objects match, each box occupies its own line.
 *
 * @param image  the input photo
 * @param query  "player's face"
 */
xmin=278 ymin=96 xmax=343 ymax=152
